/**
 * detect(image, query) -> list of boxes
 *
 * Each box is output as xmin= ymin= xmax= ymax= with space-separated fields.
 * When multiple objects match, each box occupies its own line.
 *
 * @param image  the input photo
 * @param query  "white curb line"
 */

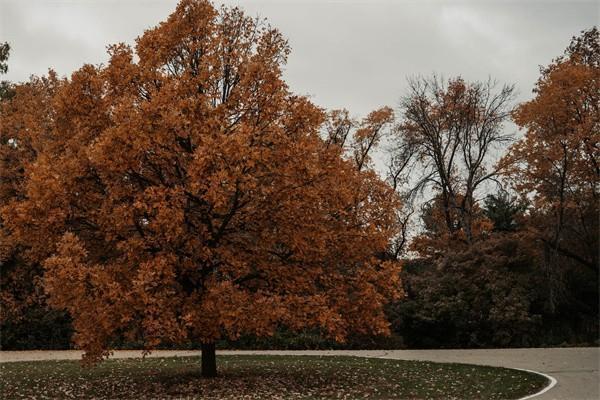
xmin=0 ymin=351 xmax=560 ymax=399
xmin=374 ymin=355 xmax=557 ymax=400
xmin=514 ymin=367 xmax=557 ymax=400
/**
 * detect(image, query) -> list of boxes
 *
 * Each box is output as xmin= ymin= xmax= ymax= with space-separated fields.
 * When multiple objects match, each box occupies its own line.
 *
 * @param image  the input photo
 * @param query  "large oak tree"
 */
xmin=1 ymin=0 xmax=401 ymax=376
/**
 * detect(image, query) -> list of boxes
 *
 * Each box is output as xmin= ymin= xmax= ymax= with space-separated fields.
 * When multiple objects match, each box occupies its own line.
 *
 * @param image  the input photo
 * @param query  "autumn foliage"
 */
xmin=1 ymin=0 xmax=598 ymax=365
xmin=501 ymin=27 xmax=599 ymax=274
xmin=496 ymin=28 xmax=599 ymax=319
xmin=1 ymin=0 xmax=401 ymax=369
xmin=0 ymin=53 xmax=66 ymax=335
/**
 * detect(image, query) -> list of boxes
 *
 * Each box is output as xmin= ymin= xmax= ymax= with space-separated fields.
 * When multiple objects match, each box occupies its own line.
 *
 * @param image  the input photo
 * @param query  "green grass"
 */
xmin=0 ymin=355 xmax=548 ymax=399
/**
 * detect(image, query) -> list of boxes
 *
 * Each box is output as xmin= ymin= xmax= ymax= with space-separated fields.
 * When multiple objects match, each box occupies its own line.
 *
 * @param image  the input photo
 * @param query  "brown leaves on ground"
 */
xmin=0 ymin=355 xmax=548 ymax=400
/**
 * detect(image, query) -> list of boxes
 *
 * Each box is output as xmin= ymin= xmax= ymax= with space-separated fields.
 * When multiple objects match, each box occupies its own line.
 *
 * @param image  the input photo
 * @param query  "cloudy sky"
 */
xmin=1 ymin=0 xmax=598 ymax=116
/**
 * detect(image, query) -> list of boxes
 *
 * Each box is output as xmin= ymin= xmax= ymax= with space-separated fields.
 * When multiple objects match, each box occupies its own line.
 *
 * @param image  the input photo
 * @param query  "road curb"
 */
xmin=374 ymin=354 xmax=558 ymax=400
xmin=514 ymin=367 xmax=557 ymax=400
xmin=0 ymin=349 xmax=562 ymax=399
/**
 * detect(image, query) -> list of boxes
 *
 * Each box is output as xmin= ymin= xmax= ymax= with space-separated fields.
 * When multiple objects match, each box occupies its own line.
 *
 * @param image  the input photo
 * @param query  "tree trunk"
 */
xmin=201 ymin=342 xmax=217 ymax=378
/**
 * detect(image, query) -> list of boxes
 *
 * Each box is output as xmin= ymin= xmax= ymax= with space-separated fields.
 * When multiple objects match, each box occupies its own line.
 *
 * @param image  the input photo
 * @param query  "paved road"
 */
xmin=1 ymin=348 xmax=598 ymax=399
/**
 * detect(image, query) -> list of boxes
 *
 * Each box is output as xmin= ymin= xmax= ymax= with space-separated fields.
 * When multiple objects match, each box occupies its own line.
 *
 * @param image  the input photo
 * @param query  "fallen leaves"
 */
xmin=0 ymin=355 xmax=548 ymax=400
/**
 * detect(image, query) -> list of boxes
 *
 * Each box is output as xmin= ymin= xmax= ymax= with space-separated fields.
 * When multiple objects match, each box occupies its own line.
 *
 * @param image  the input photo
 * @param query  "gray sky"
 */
xmin=1 ymin=0 xmax=598 ymax=115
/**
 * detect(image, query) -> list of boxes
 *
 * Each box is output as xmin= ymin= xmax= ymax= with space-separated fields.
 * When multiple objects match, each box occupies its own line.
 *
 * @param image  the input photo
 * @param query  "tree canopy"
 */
xmin=498 ymin=27 xmax=599 ymax=314
xmin=0 ymin=0 xmax=402 ymax=374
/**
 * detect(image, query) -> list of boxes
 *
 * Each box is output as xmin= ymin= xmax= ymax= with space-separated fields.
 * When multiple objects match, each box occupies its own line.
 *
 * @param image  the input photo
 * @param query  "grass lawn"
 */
xmin=0 ymin=354 xmax=548 ymax=399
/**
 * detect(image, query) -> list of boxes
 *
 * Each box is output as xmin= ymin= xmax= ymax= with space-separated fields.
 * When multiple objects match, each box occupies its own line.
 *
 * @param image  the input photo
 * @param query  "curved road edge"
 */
xmin=2 ymin=348 xmax=598 ymax=399
xmin=372 ymin=354 xmax=558 ymax=400
xmin=513 ymin=368 xmax=557 ymax=400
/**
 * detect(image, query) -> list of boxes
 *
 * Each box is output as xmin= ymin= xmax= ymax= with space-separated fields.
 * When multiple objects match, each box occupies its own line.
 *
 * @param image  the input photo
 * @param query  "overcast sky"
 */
xmin=1 ymin=0 xmax=598 ymax=116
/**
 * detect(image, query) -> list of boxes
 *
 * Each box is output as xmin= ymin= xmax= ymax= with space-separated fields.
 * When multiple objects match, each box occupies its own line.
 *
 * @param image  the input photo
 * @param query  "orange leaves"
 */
xmin=1 ymin=0 xmax=403 ymax=360
xmin=132 ymin=255 xmax=187 ymax=345
xmin=324 ymin=106 xmax=394 ymax=172
xmin=354 ymin=107 xmax=394 ymax=144
xmin=499 ymin=28 xmax=599 ymax=273
xmin=132 ymin=186 xmax=187 ymax=246
xmin=503 ymin=28 xmax=599 ymax=207
xmin=353 ymin=107 xmax=394 ymax=171
xmin=43 ymin=233 xmax=89 ymax=308
xmin=135 ymin=0 xmax=218 ymax=74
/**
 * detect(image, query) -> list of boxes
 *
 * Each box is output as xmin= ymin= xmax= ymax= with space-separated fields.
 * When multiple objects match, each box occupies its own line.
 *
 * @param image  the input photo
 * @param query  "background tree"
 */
xmin=392 ymin=28 xmax=599 ymax=349
xmin=322 ymin=106 xmax=413 ymax=260
xmin=390 ymin=233 xmax=543 ymax=348
xmin=483 ymin=190 xmax=527 ymax=233
xmin=323 ymin=106 xmax=395 ymax=172
xmin=0 ymin=41 xmax=72 ymax=348
xmin=0 ymin=42 xmax=8 ymax=73
xmin=500 ymin=27 xmax=599 ymax=313
xmin=0 ymin=42 xmax=12 ymax=100
xmin=391 ymin=76 xmax=515 ymax=252
xmin=1 ymin=0 xmax=402 ymax=376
